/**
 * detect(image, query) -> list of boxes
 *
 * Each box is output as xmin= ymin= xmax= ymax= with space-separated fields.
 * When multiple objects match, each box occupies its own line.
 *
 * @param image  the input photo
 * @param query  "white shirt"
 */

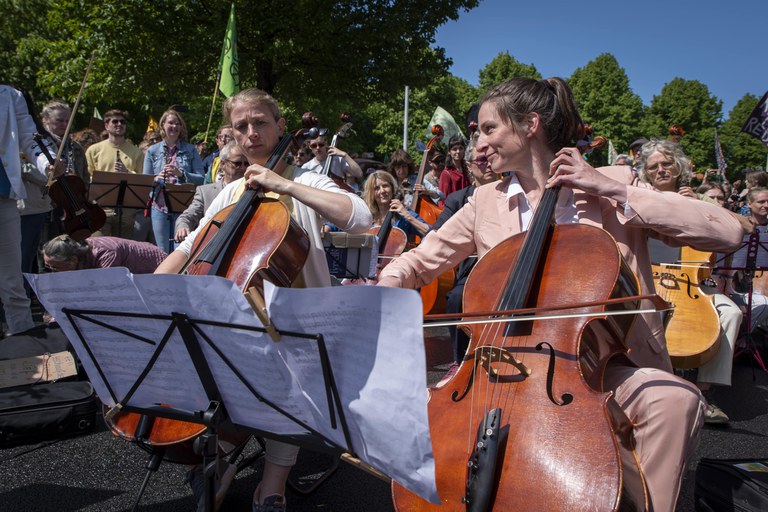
xmin=505 ymin=173 xmax=578 ymax=229
xmin=178 ymin=170 xmax=371 ymax=288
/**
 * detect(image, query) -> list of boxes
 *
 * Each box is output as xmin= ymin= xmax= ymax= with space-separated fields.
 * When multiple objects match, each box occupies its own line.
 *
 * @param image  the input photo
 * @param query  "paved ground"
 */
xmin=1 ymin=326 xmax=766 ymax=511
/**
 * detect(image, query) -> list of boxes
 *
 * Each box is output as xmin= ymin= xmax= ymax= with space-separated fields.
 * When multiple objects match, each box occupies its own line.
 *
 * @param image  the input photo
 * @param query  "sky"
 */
xmin=434 ymin=0 xmax=765 ymax=117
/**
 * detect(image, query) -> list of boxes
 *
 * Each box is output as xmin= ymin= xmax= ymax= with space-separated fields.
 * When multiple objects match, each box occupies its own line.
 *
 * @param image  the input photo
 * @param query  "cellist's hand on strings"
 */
xmin=327 ymin=147 xmax=348 ymax=159
xmin=244 ymin=163 xmax=292 ymax=195
xmin=389 ymin=198 xmax=408 ymax=216
xmin=547 ymin=147 xmax=628 ymax=205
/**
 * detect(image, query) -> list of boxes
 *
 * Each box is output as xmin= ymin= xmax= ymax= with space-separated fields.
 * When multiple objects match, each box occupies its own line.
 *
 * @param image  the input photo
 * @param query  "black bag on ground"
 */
xmin=695 ymin=457 xmax=768 ymax=511
xmin=0 ymin=325 xmax=98 ymax=447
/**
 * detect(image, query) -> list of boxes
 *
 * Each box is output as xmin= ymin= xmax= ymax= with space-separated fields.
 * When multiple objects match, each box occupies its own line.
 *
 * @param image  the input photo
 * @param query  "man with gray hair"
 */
xmin=174 ymin=141 xmax=248 ymax=242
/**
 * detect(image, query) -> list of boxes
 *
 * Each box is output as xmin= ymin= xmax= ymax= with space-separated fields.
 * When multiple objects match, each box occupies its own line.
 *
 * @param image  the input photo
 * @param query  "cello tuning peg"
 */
xmin=301 ymin=112 xmax=319 ymax=128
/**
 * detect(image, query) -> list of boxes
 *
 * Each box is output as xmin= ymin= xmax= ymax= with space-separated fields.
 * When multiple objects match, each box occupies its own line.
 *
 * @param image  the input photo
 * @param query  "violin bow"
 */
xmin=49 ymin=51 xmax=97 ymax=185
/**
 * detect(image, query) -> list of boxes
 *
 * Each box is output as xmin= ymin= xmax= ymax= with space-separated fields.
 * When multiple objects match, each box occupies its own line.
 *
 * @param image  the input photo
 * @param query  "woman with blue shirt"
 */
xmin=143 ymin=109 xmax=204 ymax=252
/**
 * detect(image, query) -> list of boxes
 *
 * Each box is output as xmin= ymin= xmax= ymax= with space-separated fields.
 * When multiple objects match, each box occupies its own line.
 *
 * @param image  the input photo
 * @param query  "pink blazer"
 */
xmin=381 ymin=165 xmax=744 ymax=370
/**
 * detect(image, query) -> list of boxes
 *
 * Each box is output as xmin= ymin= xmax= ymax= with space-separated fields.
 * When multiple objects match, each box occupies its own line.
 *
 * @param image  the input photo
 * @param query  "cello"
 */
xmin=655 ymin=246 xmax=721 ymax=368
xmin=413 ymin=125 xmax=454 ymax=314
xmin=368 ymin=193 xmax=408 ymax=273
xmin=392 ymin=141 xmax=649 ymax=511
xmin=321 ymin=113 xmax=356 ymax=194
xmin=105 ymin=114 xmax=318 ymax=462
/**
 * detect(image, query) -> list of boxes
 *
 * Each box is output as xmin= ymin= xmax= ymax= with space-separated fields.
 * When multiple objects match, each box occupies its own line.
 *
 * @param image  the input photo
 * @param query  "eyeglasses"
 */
xmin=310 ymin=142 xmax=326 ymax=149
xmin=148 ymin=137 xmax=160 ymax=143
xmin=646 ymin=160 xmax=680 ymax=176
xmin=218 ymin=135 xmax=234 ymax=143
xmin=109 ymin=119 xmax=126 ymax=125
xmin=225 ymin=159 xmax=249 ymax=168
xmin=470 ymin=158 xmax=489 ymax=167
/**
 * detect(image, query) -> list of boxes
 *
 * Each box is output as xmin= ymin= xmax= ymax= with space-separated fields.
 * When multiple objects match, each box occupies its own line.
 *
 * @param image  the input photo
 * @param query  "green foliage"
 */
xmin=567 ymin=53 xmax=644 ymax=165
xmin=3 ymin=0 xmax=478 ymax=143
xmin=364 ymin=73 xmax=479 ymax=161
xmin=719 ymin=94 xmax=768 ymax=180
xmin=477 ymin=51 xmax=541 ymax=93
xmin=643 ymin=78 xmax=722 ymax=169
xmin=2 ymin=2 xmax=762 ymax=167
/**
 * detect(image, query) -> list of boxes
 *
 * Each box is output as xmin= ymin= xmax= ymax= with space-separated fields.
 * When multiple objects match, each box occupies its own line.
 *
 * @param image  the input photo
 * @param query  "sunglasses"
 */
xmin=310 ymin=142 xmax=326 ymax=149
xmin=148 ymin=137 xmax=161 ymax=143
xmin=109 ymin=119 xmax=126 ymax=125
xmin=226 ymin=159 xmax=249 ymax=168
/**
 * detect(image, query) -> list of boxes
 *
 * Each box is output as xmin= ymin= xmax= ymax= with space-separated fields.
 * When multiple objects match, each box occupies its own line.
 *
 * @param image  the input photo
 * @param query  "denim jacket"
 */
xmin=142 ymin=140 xmax=205 ymax=185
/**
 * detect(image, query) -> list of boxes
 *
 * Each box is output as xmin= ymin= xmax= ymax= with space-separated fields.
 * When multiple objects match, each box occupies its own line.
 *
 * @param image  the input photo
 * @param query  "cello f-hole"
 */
xmin=536 ymin=341 xmax=574 ymax=407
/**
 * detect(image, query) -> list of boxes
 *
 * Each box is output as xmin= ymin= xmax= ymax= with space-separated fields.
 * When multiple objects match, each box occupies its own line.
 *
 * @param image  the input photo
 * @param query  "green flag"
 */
xmin=425 ymin=107 xmax=464 ymax=145
xmin=218 ymin=3 xmax=240 ymax=98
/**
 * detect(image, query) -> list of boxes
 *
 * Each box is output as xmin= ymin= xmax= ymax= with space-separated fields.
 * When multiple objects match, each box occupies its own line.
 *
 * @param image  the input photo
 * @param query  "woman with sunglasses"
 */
xmin=143 ymin=108 xmax=205 ymax=252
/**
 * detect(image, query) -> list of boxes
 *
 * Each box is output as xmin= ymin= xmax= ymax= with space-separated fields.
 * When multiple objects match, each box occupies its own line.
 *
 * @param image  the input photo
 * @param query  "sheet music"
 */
xmin=718 ymin=225 xmax=768 ymax=269
xmin=263 ymin=281 xmax=435 ymax=496
xmin=26 ymin=268 xmax=209 ymax=411
xmin=27 ymin=269 xmax=438 ymax=503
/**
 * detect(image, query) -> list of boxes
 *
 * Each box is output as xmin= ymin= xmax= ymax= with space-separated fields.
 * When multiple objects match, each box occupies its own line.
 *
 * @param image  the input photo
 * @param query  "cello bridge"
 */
xmin=452 ymin=346 xmax=531 ymax=402
xmin=476 ymin=345 xmax=531 ymax=378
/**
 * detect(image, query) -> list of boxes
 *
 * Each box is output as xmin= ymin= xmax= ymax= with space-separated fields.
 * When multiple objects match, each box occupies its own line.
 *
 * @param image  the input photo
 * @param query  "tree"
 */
xmin=3 ymin=0 xmax=479 ymax=142
xmin=643 ymin=78 xmax=723 ymax=169
xmin=719 ymin=93 xmax=768 ymax=180
xmin=364 ymin=73 xmax=478 ymax=161
xmin=567 ymin=53 xmax=644 ymax=164
xmin=477 ymin=51 xmax=540 ymax=93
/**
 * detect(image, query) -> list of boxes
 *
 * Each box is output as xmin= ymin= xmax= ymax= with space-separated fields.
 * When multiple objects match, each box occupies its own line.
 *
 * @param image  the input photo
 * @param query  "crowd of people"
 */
xmin=1 ymin=79 xmax=765 ymax=511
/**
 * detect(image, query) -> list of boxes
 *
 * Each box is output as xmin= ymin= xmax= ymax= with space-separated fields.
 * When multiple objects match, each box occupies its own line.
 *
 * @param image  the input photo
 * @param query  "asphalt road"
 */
xmin=1 ymin=330 xmax=766 ymax=511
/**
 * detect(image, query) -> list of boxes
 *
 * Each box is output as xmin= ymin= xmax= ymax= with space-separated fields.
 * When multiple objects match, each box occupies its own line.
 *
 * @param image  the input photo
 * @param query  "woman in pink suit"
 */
xmin=378 ymin=77 xmax=743 ymax=512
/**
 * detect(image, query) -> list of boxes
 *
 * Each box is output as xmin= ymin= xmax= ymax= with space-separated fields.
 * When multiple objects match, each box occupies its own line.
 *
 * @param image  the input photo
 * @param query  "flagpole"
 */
xmin=204 ymin=72 xmax=221 ymax=145
xmin=403 ymin=85 xmax=409 ymax=151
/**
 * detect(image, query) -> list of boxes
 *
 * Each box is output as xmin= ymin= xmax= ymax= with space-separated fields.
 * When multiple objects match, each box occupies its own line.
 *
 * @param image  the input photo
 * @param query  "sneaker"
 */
xmin=434 ymin=362 xmax=460 ymax=389
xmin=704 ymin=403 xmax=730 ymax=425
xmin=252 ymin=494 xmax=287 ymax=512
xmin=186 ymin=461 xmax=237 ymax=512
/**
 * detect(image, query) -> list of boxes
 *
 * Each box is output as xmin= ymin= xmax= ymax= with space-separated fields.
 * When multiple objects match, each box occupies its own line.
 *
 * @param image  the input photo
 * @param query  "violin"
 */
xmin=105 ymin=114 xmax=319 ymax=462
xmin=321 ymin=113 xmax=356 ymax=194
xmin=33 ymin=133 xmax=106 ymax=241
xmin=393 ymin=136 xmax=649 ymax=511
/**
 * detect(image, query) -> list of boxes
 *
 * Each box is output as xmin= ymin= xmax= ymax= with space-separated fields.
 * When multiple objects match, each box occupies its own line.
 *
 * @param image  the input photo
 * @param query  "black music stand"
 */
xmin=60 ymin=307 xmax=353 ymax=512
xmin=154 ymin=183 xmax=195 ymax=253
xmin=88 ymin=171 xmax=155 ymax=237
xmin=713 ymin=229 xmax=768 ymax=372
